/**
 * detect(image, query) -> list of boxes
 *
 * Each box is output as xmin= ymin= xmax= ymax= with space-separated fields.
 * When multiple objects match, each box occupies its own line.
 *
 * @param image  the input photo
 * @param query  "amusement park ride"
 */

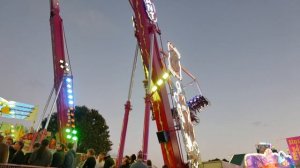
xmin=117 ymin=0 xmax=209 ymax=168
xmin=28 ymin=0 xmax=77 ymax=146
xmin=45 ymin=0 xmax=77 ymax=143
xmin=0 ymin=0 xmax=77 ymax=151
xmin=1 ymin=0 xmax=208 ymax=167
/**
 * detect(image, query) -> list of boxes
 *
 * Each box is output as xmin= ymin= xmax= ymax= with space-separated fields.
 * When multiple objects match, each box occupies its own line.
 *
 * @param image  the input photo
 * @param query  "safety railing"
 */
xmin=0 ymin=163 xmax=55 ymax=168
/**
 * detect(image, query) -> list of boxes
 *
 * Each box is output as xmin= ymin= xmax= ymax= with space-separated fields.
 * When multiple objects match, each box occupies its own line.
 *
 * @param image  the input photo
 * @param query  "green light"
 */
xmin=66 ymin=135 xmax=72 ymax=139
xmin=72 ymin=136 xmax=78 ymax=141
xmin=72 ymin=130 xmax=77 ymax=135
xmin=157 ymin=79 xmax=163 ymax=86
xmin=151 ymin=85 xmax=158 ymax=92
xmin=66 ymin=128 xmax=71 ymax=133
xmin=162 ymin=72 xmax=169 ymax=79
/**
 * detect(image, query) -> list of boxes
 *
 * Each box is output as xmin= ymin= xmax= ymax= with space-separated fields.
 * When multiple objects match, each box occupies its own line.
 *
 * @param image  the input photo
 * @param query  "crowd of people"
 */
xmin=115 ymin=150 xmax=155 ymax=168
xmin=0 ymin=135 xmax=164 ymax=168
xmin=0 ymin=135 xmax=77 ymax=167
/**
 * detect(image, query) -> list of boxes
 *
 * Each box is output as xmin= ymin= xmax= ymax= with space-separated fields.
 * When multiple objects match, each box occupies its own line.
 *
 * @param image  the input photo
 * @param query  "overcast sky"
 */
xmin=1 ymin=0 xmax=300 ymax=166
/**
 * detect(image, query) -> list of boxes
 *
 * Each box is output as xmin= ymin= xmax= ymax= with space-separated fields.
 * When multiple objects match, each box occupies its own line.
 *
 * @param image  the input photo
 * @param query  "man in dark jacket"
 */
xmin=6 ymin=136 xmax=16 ymax=162
xmin=63 ymin=142 xmax=76 ymax=168
xmin=9 ymin=141 xmax=25 ymax=164
xmin=28 ymin=139 xmax=53 ymax=167
xmin=104 ymin=152 xmax=115 ymax=168
xmin=51 ymin=143 xmax=65 ymax=167
xmin=129 ymin=151 xmax=147 ymax=168
xmin=24 ymin=142 xmax=40 ymax=164
xmin=0 ymin=135 xmax=9 ymax=163
xmin=82 ymin=148 xmax=96 ymax=168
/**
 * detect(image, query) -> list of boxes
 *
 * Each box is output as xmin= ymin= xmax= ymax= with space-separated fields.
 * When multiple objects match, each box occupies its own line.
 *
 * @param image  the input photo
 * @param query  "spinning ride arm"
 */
xmin=129 ymin=0 xmax=186 ymax=167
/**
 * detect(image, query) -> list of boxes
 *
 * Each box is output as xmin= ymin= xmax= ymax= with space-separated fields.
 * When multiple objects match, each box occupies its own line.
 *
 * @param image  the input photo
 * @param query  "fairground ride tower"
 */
xmin=117 ymin=1 xmax=209 ymax=167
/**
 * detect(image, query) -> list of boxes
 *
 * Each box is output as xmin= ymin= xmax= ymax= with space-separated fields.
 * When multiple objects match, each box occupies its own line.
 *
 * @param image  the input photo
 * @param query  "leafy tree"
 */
xmin=41 ymin=105 xmax=112 ymax=154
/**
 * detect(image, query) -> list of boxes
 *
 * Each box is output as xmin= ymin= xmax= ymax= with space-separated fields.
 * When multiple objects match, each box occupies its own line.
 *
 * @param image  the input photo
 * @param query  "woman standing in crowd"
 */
xmin=95 ymin=152 xmax=105 ymax=168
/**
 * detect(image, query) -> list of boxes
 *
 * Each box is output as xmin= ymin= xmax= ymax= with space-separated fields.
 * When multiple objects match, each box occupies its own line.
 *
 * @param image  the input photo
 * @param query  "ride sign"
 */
xmin=286 ymin=136 xmax=300 ymax=165
xmin=168 ymin=42 xmax=182 ymax=80
xmin=167 ymin=42 xmax=201 ymax=167
xmin=143 ymin=0 xmax=157 ymax=22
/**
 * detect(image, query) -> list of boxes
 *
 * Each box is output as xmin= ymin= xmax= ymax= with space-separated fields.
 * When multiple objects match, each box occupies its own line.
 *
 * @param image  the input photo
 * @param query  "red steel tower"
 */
xmin=49 ymin=0 xmax=76 ymax=143
xmin=117 ymin=0 xmax=208 ymax=167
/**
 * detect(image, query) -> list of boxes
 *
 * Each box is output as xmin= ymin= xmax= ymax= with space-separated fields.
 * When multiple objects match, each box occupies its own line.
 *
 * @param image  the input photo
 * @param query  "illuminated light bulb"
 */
xmin=68 ymin=95 xmax=73 ymax=99
xmin=66 ymin=78 xmax=72 ymax=83
xmin=157 ymin=79 xmax=163 ymax=86
xmin=66 ymin=128 xmax=71 ymax=133
xmin=66 ymin=68 xmax=70 ymax=72
xmin=8 ymin=101 xmax=16 ymax=107
xmin=59 ymin=60 xmax=64 ymax=63
xmin=11 ymin=130 xmax=15 ymax=133
xmin=11 ymin=125 xmax=14 ymax=128
xmin=65 ymin=63 xmax=69 ymax=66
xmin=162 ymin=72 xmax=169 ymax=79
xmin=68 ymin=101 xmax=74 ymax=105
xmin=72 ymin=136 xmax=78 ymax=141
xmin=60 ymin=65 xmax=64 ymax=69
xmin=67 ymin=84 xmax=72 ymax=89
xmin=72 ymin=130 xmax=77 ymax=134
xmin=1 ymin=106 xmax=10 ymax=114
xmin=131 ymin=16 xmax=135 ymax=28
xmin=67 ymin=135 xmax=72 ymax=139
xmin=151 ymin=85 xmax=158 ymax=92
xmin=67 ymin=89 xmax=72 ymax=94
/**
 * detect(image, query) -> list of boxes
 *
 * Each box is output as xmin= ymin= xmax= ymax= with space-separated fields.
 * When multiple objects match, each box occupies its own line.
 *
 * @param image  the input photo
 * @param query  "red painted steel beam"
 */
xmin=129 ymin=0 xmax=186 ymax=167
xmin=116 ymin=101 xmax=132 ymax=167
xmin=49 ymin=0 xmax=68 ymax=143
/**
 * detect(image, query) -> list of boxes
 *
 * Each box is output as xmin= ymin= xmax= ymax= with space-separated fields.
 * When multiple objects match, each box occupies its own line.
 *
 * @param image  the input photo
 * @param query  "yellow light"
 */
xmin=1 ymin=106 xmax=10 ymax=114
xmin=162 ymin=72 xmax=169 ymax=79
xmin=157 ymin=79 xmax=163 ymax=86
xmin=151 ymin=85 xmax=158 ymax=92
xmin=0 ymin=97 xmax=8 ymax=103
